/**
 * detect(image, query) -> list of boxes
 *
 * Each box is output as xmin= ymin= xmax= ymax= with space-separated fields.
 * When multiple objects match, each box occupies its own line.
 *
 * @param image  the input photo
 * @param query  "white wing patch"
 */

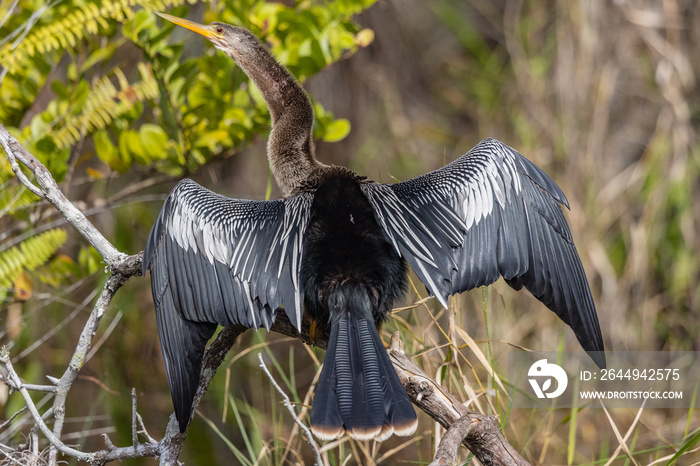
xmin=456 ymin=146 xmax=521 ymax=231
xmin=362 ymin=138 xmax=526 ymax=306
xmin=158 ymin=180 xmax=312 ymax=331
xmin=361 ymin=184 xmax=440 ymax=267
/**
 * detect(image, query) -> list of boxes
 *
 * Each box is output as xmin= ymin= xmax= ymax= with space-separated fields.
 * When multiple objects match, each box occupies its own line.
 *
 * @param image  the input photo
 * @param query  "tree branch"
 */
xmin=0 ymin=125 xmax=129 ymax=271
xmin=48 ymin=270 xmax=134 ymax=464
xmin=388 ymin=335 xmax=530 ymax=466
xmin=0 ymin=353 xmax=90 ymax=460
xmin=429 ymin=415 xmax=481 ymax=466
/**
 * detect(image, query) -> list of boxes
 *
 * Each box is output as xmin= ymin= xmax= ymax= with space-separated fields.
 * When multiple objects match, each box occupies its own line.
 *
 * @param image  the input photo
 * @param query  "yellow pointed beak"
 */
xmin=155 ymin=12 xmax=217 ymax=40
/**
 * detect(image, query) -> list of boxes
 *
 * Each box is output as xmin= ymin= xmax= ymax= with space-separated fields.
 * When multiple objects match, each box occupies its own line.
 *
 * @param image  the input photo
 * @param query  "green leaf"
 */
xmin=117 ymin=129 xmax=151 ymax=166
xmin=194 ymin=129 xmax=231 ymax=151
xmin=72 ymin=80 xmax=90 ymax=108
xmin=139 ymin=124 xmax=169 ymax=160
xmin=322 ymin=118 xmax=351 ymax=142
xmin=94 ymin=131 xmax=116 ymax=165
xmin=50 ymin=81 xmax=69 ymax=100
xmin=666 ymin=429 xmax=700 ymax=465
xmin=39 ymin=254 xmax=80 ymax=287
xmin=122 ymin=10 xmax=154 ymax=42
xmin=79 ymin=43 xmax=118 ymax=74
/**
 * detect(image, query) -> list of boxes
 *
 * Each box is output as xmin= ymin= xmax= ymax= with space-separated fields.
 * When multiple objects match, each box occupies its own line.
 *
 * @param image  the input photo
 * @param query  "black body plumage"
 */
xmin=145 ymin=13 xmax=605 ymax=439
xmin=301 ymin=171 xmax=407 ymax=327
xmin=301 ymin=170 xmax=415 ymax=439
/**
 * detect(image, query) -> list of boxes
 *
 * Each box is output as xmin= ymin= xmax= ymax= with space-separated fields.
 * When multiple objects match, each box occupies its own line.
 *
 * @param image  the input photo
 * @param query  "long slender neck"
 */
xmin=227 ymin=31 xmax=321 ymax=195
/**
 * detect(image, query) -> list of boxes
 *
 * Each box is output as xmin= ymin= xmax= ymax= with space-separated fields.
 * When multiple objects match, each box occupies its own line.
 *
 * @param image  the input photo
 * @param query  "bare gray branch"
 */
xmin=0 ymin=125 xmax=128 ymax=270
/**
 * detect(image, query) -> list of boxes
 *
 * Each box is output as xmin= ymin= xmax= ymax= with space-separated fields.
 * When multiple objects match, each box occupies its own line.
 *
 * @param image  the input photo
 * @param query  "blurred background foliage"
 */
xmin=1 ymin=0 xmax=699 ymax=464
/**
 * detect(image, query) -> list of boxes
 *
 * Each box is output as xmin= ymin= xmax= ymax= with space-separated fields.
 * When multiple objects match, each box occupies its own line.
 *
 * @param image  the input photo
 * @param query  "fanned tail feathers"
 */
xmin=310 ymin=286 xmax=417 ymax=440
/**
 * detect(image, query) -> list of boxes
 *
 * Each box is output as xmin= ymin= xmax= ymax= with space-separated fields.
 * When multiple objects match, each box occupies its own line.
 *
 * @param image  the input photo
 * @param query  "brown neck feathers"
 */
xmin=226 ymin=28 xmax=323 ymax=195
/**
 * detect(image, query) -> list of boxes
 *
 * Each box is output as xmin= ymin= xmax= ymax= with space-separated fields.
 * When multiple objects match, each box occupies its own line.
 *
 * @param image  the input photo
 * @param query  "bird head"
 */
xmin=155 ymin=12 xmax=261 ymax=61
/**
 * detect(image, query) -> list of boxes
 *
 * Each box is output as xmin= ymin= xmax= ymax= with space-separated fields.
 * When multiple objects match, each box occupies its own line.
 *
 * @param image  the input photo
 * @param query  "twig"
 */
xmin=279 ymin=353 xmax=322 ymax=465
xmin=257 ymin=353 xmax=323 ymax=466
xmin=77 ymin=375 xmax=119 ymax=396
xmin=0 ymin=124 xmax=128 ymax=270
xmin=0 ymin=377 xmax=57 ymax=393
xmin=85 ymin=310 xmax=123 ymax=363
xmin=0 ymin=351 xmax=94 ymax=462
xmin=0 ymin=406 xmax=28 ymax=431
xmin=30 ymin=425 xmax=39 ymax=460
xmin=131 ymin=389 xmax=138 ymax=447
xmin=101 ymin=433 xmax=117 ymax=451
xmin=48 ymin=271 xmax=134 ymax=464
xmin=0 ymin=443 xmax=19 ymax=463
xmin=136 ymin=413 xmax=158 ymax=445
xmin=22 ymin=383 xmax=57 ymax=393
xmin=0 ymin=446 xmax=26 ymax=465
xmin=429 ymin=415 xmax=480 ymax=466
xmin=2 ymin=140 xmax=44 ymax=199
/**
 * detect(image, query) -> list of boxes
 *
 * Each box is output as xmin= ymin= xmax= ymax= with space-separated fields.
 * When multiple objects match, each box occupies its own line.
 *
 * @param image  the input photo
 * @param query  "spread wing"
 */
xmin=362 ymin=138 xmax=605 ymax=368
xmin=143 ymin=179 xmax=312 ymax=431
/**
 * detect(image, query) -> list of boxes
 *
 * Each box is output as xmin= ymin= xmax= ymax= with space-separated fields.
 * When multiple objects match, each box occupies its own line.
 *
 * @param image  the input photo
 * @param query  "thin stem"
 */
xmin=0 ymin=125 xmax=127 ymax=269
xmin=0 ymin=353 xmax=94 ymax=462
xmin=258 ymin=353 xmax=323 ymax=466
xmin=48 ymin=272 xmax=129 ymax=464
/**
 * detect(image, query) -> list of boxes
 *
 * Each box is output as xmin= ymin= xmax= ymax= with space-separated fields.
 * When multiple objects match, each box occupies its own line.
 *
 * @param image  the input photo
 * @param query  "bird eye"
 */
xmin=215 ymin=26 xmax=224 ymax=34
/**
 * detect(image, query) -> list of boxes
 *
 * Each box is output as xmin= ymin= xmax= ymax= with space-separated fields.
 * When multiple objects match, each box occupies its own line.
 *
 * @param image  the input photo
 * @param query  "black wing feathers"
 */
xmin=363 ymin=138 xmax=605 ymax=367
xmin=143 ymin=179 xmax=310 ymax=431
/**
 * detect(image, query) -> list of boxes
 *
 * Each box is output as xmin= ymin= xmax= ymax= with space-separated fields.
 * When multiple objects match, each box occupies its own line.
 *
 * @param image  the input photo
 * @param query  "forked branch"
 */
xmin=389 ymin=335 xmax=529 ymax=465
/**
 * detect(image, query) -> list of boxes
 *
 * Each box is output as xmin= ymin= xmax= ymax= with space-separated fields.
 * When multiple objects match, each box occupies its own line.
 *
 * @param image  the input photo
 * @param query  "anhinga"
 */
xmin=145 ymin=12 xmax=605 ymax=440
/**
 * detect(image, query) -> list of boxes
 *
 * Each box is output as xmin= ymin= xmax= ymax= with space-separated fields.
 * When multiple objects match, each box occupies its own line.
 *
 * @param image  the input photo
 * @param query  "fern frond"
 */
xmin=0 ymin=185 xmax=42 ymax=216
xmin=52 ymin=63 xmax=159 ymax=148
xmin=0 ymin=229 xmax=67 ymax=288
xmin=0 ymin=0 xmax=198 ymax=74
